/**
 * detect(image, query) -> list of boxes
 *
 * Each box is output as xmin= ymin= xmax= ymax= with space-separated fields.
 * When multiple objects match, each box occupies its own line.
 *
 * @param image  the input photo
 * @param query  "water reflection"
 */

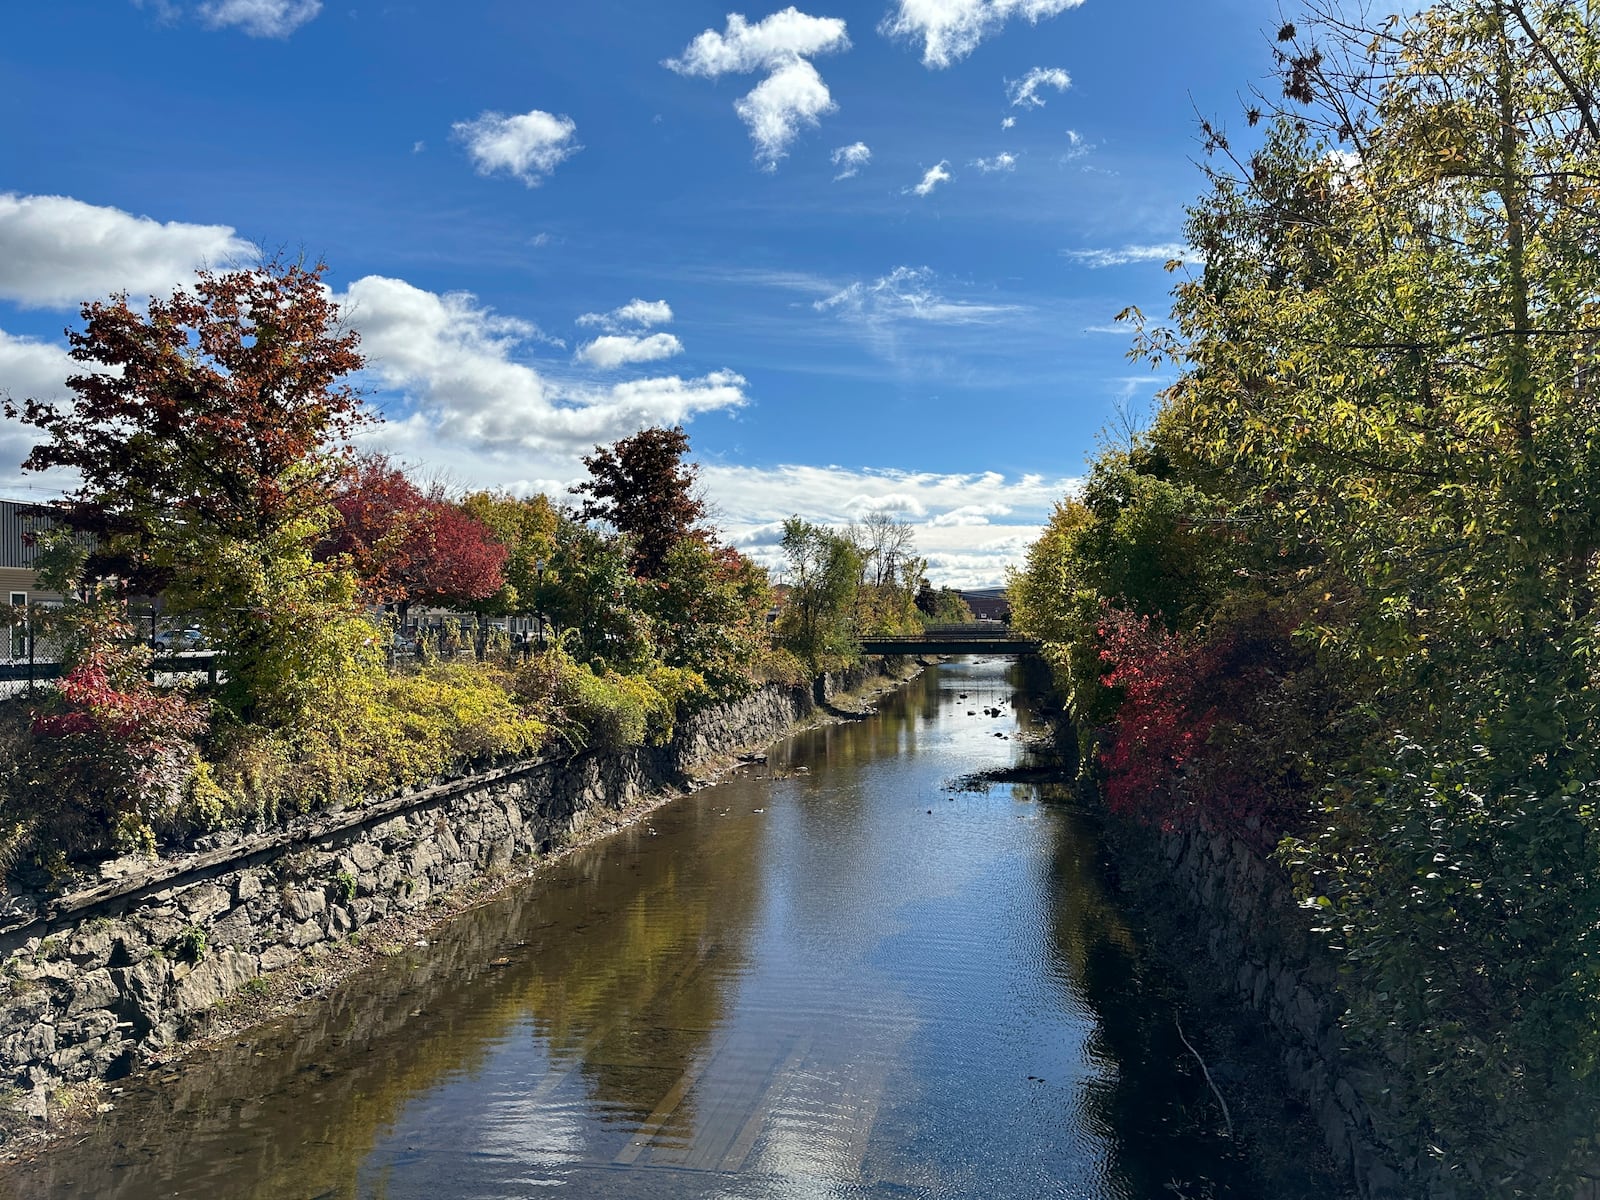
xmin=3 ymin=658 xmax=1327 ymax=1200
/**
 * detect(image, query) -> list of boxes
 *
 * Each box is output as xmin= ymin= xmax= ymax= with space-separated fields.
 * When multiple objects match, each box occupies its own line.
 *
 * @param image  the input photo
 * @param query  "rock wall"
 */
xmin=0 ymin=661 xmax=910 ymax=1123
xmin=1142 ymin=823 xmax=1405 ymax=1199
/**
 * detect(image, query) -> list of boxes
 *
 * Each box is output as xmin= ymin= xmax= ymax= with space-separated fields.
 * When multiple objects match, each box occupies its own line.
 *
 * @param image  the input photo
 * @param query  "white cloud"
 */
xmin=576 ymin=333 xmax=684 ymax=369
xmin=1006 ymin=66 xmax=1071 ymax=108
xmin=576 ymin=298 xmax=673 ymax=332
xmin=1062 ymin=242 xmax=1198 ymax=268
xmin=665 ymin=8 xmax=850 ymax=169
xmin=881 ymin=0 xmax=1085 ymax=69
xmin=1001 ymin=116 xmax=1016 ymax=129
xmin=735 ymin=59 xmax=838 ymax=169
xmin=909 ymin=160 xmax=952 ymax=196
xmin=197 ymin=0 xmax=320 ymax=36
xmin=831 ymin=141 xmax=872 ymax=180
xmin=707 ymin=464 xmax=1076 ymax=587
xmin=338 ymin=276 xmax=744 ymax=473
xmin=814 ymin=266 xmax=1018 ymax=325
xmin=666 ymin=7 xmax=849 ymax=75
xmin=451 ymin=110 xmax=581 ymax=187
xmin=971 ymin=152 xmax=1017 ymax=173
xmin=0 ymin=329 xmax=86 ymax=497
xmin=0 ymin=192 xmax=256 ymax=310
xmin=929 ymin=503 xmax=1012 ymax=526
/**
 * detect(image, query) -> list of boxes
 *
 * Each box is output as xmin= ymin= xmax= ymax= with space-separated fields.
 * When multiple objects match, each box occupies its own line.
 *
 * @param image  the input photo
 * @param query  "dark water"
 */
xmin=3 ymin=659 xmax=1319 ymax=1199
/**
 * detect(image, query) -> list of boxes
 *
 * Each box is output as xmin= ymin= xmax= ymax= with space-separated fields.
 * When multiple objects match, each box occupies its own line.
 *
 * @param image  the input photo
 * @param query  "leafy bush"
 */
xmin=11 ymin=607 xmax=210 ymax=860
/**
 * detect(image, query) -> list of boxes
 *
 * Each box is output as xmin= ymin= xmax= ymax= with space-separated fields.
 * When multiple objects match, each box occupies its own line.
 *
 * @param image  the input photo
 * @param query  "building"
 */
xmin=2 ymin=499 xmax=67 ymax=659
xmin=959 ymin=587 xmax=1011 ymax=623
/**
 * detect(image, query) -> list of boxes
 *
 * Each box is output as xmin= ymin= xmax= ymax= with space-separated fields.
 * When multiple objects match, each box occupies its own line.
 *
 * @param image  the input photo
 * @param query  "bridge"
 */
xmin=859 ymin=622 xmax=1040 ymax=657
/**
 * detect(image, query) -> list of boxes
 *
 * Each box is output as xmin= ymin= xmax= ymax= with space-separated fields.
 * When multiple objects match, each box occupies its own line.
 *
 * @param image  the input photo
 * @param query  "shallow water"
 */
xmin=3 ymin=659 xmax=1316 ymax=1199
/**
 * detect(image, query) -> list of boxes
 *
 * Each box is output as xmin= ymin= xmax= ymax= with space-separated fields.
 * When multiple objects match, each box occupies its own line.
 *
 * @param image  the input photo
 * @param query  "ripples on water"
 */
xmin=4 ymin=659 xmax=1324 ymax=1200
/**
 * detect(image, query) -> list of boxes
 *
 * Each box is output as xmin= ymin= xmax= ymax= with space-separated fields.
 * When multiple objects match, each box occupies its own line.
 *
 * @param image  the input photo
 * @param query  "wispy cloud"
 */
xmin=576 ymin=298 xmax=673 ymax=332
xmin=1006 ymin=66 xmax=1071 ymax=108
xmin=815 ymin=265 xmax=1020 ymax=325
xmin=881 ymin=0 xmax=1085 ymax=69
xmin=1001 ymin=116 xmax=1016 ymax=130
xmin=908 ymin=160 xmax=952 ymax=196
xmin=1062 ymin=242 xmax=1196 ymax=268
xmin=196 ymin=0 xmax=320 ymax=37
xmin=665 ymin=8 xmax=851 ymax=169
xmin=831 ymin=141 xmax=872 ymax=179
xmin=452 ymin=109 xmax=581 ymax=187
xmin=971 ymin=152 xmax=1017 ymax=173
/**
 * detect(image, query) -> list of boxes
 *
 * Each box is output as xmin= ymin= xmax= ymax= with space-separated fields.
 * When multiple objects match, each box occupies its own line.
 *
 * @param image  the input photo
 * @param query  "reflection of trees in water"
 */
xmin=0 ymin=805 xmax=766 ymax=1200
xmin=519 ymin=807 xmax=766 ymax=1128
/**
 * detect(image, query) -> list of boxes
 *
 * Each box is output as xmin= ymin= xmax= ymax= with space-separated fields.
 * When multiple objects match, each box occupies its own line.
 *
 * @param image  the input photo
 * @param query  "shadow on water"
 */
xmin=1 ymin=657 xmax=1346 ymax=1200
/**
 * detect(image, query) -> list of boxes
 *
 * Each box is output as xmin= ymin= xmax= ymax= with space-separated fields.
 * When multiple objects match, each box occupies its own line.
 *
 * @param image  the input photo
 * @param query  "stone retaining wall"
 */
xmin=0 ymin=662 xmax=908 ymax=1123
xmin=1143 ymin=824 xmax=1404 ymax=1198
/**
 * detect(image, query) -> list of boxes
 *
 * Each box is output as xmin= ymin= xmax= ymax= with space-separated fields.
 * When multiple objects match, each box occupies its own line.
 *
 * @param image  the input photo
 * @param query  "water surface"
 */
xmin=4 ymin=659 xmax=1318 ymax=1199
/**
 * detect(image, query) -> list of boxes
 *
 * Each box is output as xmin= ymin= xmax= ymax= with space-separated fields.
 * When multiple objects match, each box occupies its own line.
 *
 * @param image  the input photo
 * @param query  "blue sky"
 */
xmin=0 ymin=0 xmax=1288 ymax=585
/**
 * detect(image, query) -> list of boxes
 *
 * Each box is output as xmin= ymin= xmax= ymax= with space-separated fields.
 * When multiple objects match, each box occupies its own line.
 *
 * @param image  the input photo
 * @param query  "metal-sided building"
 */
xmin=2 ymin=499 xmax=66 ymax=659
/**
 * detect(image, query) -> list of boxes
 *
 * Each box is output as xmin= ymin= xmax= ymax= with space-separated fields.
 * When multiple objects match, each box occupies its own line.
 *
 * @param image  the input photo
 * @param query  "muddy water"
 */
xmin=4 ymin=659 xmax=1326 ymax=1199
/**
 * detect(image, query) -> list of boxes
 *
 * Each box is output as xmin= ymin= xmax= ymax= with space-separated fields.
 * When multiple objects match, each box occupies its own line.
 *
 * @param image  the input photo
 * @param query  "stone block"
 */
xmin=258 ymin=944 xmax=299 ymax=973
xmin=177 ymin=883 xmax=230 ymax=922
xmin=172 ymin=949 xmax=257 ymax=1014
xmin=66 ymin=968 xmax=119 ymax=1016
xmin=285 ymin=889 xmax=326 ymax=922
xmin=66 ymin=926 xmax=116 ymax=969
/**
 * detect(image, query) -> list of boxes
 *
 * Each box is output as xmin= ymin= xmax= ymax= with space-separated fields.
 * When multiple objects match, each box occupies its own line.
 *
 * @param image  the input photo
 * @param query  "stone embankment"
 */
xmin=1135 ymin=823 xmax=1402 ymax=1199
xmin=0 ymin=661 xmax=917 ymax=1126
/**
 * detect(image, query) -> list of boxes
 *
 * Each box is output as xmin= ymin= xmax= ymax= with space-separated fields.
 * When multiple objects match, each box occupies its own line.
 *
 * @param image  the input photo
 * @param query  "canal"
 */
xmin=3 ymin=658 xmax=1338 ymax=1199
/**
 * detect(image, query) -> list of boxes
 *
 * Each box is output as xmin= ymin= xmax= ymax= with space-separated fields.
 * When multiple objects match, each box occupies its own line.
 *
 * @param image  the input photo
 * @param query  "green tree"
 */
xmin=775 ymin=517 xmax=860 ymax=670
xmin=1124 ymin=3 xmax=1600 ymax=1188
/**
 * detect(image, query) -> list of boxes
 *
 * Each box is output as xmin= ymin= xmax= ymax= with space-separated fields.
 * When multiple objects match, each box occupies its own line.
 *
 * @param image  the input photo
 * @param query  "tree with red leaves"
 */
xmin=4 ymin=258 xmax=368 ymax=595
xmin=4 ymin=260 xmax=378 ymax=725
xmin=572 ymin=426 xmax=706 ymax=579
xmin=326 ymin=457 xmax=506 ymax=624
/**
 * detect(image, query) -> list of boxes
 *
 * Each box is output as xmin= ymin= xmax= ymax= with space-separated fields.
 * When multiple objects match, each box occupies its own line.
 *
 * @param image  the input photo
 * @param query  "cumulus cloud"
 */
xmin=0 ymin=192 xmax=256 ymax=310
xmin=1062 ymin=242 xmax=1198 ymax=268
xmin=971 ymin=152 xmax=1017 ymax=173
xmin=0 ymin=329 xmax=85 ymax=496
xmin=196 ymin=0 xmax=320 ymax=36
xmin=337 ymin=276 xmax=743 ymax=472
xmin=576 ymin=332 xmax=684 ymax=369
xmin=706 ymin=464 xmax=1075 ymax=587
xmin=1006 ymin=66 xmax=1071 ymax=108
xmin=576 ymin=298 xmax=673 ymax=332
xmin=665 ymin=8 xmax=851 ymax=169
xmin=452 ymin=110 xmax=581 ymax=187
xmin=881 ymin=0 xmax=1085 ymax=69
xmin=909 ymin=160 xmax=952 ymax=196
xmin=831 ymin=141 xmax=872 ymax=179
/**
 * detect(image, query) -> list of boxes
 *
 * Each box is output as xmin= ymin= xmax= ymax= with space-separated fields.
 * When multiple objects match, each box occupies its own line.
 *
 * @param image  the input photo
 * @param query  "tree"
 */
xmin=4 ymin=259 xmax=368 ymax=595
xmin=643 ymin=538 xmax=771 ymax=693
xmin=775 ymin=517 xmax=860 ymax=669
xmin=572 ymin=426 xmax=706 ymax=579
xmin=3 ymin=260 xmax=375 ymax=725
xmin=325 ymin=458 xmax=507 ymax=625
xmin=1122 ymin=4 xmax=1600 ymax=1189
xmin=540 ymin=515 xmax=653 ymax=673
xmin=458 ymin=489 xmax=560 ymax=619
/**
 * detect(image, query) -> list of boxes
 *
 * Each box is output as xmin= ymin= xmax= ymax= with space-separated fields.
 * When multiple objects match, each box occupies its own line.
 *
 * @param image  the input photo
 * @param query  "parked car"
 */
xmin=155 ymin=627 xmax=207 ymax=651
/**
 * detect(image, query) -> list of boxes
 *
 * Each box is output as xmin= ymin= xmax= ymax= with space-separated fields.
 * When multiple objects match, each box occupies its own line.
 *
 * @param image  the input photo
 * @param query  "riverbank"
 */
xmin=0 ymin=657 xmax=928 ymax=1159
